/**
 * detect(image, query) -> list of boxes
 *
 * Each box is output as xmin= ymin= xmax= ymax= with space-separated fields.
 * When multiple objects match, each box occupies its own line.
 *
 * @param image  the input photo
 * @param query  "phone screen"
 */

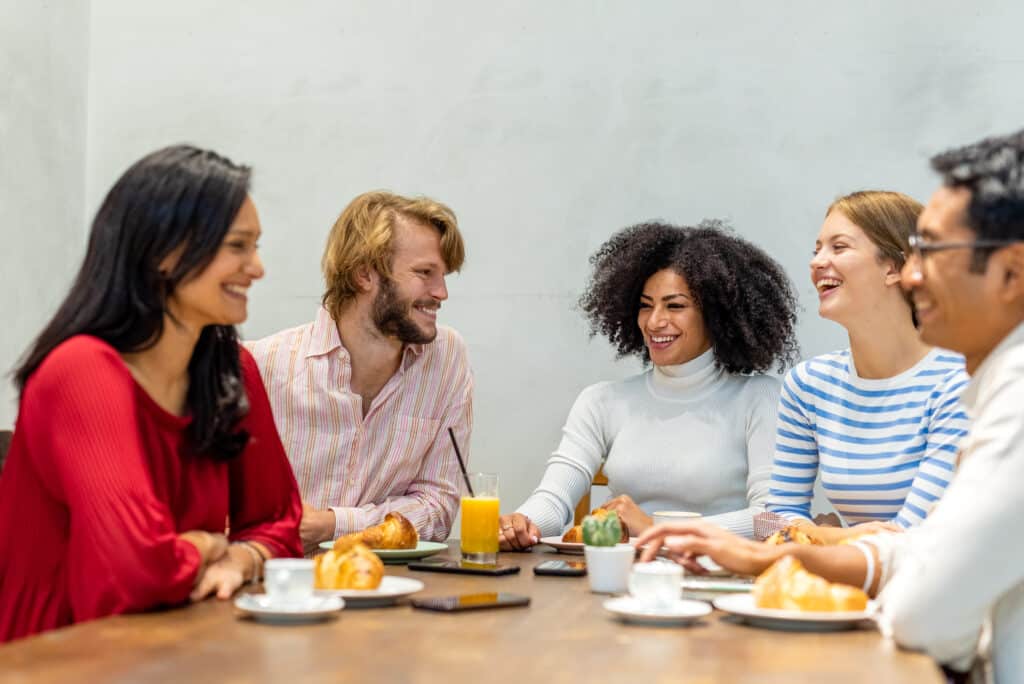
xmin=533 ymin=560 xmax=587 ymax=576
xmin=411 ymin=592 xmax=531 ymax=612
xmin=407 ymin=559 xmax=521 ymax=575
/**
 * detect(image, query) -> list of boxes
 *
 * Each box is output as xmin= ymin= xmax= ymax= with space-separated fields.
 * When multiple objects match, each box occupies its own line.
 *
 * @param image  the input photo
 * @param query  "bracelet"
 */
xmin=851 ymin=541 xmax=876 ymax=594
xmin=232 ymin=541 xmax=265 ymax=584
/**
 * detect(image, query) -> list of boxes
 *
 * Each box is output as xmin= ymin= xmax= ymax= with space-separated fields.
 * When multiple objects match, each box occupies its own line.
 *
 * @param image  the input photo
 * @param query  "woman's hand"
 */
xmin=602 ymin=494 xmax=653 ymax=535
xmin=190 ymin=545 xmax=252 ymax=602
xmin=179 ymin=530 xmax=229 ymax=565
xmin=498 ymin=513 xmax=540 ymax=551
xmin=635 ymin=521 xmax=783 ymax=577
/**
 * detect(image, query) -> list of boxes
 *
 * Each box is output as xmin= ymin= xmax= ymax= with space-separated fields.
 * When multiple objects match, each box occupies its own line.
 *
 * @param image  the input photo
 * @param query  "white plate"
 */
xmin=540 ymin=536 xmax=638 ymax=555
xmin=314 ymin=576 xmax=425 ymax=607
xmin=713 ymin=594 xmax=877 ymax=631
xmin=681 ymin=577 xmax=753 ymax=593
xmin=604 ymin=597 xmax=712 ymax=626
xmin=317 ymin=540 xmax=448 ymax=563
xmin=234 ymin=594 xmax=343 ymax=623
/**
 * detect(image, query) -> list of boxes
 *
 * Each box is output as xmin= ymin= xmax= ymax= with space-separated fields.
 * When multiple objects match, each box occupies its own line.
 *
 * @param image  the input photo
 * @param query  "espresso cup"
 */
xmin=263 ymin=558 xmax=315 ymax=604
xmin=628 ymin=561 xmax=683 ymax=607
xmin=652 ymin=511 xmax=702 ymax=527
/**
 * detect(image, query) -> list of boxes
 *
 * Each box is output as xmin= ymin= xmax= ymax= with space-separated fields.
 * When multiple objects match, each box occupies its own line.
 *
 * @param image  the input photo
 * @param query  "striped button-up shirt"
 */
xmin=245 ymin=307 xmax=473 ymax=541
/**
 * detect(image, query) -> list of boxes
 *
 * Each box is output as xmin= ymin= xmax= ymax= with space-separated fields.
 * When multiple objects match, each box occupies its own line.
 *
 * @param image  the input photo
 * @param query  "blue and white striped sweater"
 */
xmin=766 ymin=348 xmax=969 ymax=528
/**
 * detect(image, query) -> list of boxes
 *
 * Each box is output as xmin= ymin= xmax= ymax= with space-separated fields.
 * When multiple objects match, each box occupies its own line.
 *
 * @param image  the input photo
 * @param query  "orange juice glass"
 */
xmin=460 ymin=472 xmax=499 ymax=564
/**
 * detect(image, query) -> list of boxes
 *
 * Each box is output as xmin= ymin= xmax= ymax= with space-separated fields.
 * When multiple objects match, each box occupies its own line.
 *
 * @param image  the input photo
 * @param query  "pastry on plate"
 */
xmin=561 ymin=507 xmax=629 ymax=543
xmin=333 ymin=511 xmax=418 ymax=550
xmin=753 ymin=555 xmax=867 ymax=612
xmin=315 ymin=540 xmax=384 ymax=590
xmin=763 ymin=526 xmax=823 ymax=546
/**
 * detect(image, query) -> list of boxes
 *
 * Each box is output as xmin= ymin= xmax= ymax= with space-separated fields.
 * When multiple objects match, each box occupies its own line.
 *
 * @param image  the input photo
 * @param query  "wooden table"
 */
xmin=0 ymin=543 xmax=942 ymax=683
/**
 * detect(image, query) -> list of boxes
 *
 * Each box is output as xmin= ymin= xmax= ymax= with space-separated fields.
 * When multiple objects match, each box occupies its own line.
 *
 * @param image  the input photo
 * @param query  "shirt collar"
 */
xmin=306 ymin=305 xmax=427 ymax=370
xmin=960 ymin=320 xmax=1024 ymax=411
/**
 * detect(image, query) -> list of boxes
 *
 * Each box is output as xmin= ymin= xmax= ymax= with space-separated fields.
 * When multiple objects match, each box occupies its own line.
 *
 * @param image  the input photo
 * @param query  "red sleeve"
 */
xmin=228 ymin=348 xmax=303 ymax=558
xmin=20 ymin=337 xmax=201 ymax=620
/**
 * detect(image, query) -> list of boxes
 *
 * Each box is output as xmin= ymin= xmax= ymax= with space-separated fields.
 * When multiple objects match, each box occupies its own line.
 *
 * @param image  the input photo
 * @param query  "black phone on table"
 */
xmin=407 ymin=559 xmax=521 ymax=575
xmin=533 ymin=560 xmax=587 ymax=577
xmin=410 ymin=592 xmax=530 ymax=612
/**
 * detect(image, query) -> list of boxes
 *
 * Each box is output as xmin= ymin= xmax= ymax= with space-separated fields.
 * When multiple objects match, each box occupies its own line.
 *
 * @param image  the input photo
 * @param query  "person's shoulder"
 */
xmin=27 ymin=335 xmax=132 ymax=395
xmin=429 ymin=324 xmax=468 ymax=355
xmin=244 ymin=318 xmax=315 ymax=364
xmin=785 ymin=350 xmax=849 ymax=386
xmin=733 ymin=371 xmax=782 ymax=398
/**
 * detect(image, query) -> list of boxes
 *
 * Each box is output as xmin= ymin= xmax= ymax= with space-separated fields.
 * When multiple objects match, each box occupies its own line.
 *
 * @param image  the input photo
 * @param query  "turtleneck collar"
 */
xmin=648 ymin=347 xmax=724 ymax=400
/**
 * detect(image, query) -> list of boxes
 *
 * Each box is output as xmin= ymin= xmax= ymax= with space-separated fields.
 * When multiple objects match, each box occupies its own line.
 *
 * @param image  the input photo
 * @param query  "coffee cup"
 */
xmin=652 ymin=511 xmax=702 ymax=527
xmin=263 ymin=558 xmax=315 ymax=604
xmin=628 ymin=561 xmax=682 ymax=607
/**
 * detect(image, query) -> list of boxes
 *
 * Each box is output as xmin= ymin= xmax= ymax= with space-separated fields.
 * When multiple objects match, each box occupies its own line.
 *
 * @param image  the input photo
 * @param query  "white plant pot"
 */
xmin=583 ymin=544 xmax=635 ymax=594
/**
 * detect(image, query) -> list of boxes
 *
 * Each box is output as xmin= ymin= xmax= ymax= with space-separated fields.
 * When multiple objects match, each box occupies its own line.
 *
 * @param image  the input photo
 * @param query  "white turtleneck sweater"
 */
xmin=516 ymin=348 xmax=780 ymax=538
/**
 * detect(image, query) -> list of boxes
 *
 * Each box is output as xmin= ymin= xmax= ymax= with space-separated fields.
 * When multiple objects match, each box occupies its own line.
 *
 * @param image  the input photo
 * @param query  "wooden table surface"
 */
xmin=0 ymin=542 xmax=942 ymax=684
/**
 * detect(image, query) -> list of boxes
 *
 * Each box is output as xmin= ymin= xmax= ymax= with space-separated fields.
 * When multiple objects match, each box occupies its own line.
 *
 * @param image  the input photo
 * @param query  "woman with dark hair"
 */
xmin=0 ymin=145 xmax=302 ymax=642
xmin=500 ymin=220 xmax=800 ymax=548
xmin=766 ymin=191 xmax=970 ymax=542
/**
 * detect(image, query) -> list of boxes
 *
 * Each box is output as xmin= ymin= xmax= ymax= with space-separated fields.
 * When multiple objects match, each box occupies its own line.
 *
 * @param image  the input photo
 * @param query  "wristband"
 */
xmin=851 ymin=541 xmax=876 ymax=594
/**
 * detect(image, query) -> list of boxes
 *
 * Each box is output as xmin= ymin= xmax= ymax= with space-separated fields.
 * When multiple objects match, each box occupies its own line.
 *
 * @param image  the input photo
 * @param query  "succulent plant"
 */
xmin=582 ymin=510 xmax=623 ymax=547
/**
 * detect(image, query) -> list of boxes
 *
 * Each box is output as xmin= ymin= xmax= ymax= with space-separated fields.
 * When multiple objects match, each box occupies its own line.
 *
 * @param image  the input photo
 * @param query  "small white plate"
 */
xmin=681 ymin=577 xmax=753 ymax=593
xmin=713 ymin=594 xmax=877 ymax=631
xmin=314 ymin=576 xmax=425 ymax=607
xmin=603 ymin=597 xmax=712 ymax=626
xmin=540 ymin=537 xmax=638 ymax=555
xmin=234 ymin=594 xmax=343 ymax=623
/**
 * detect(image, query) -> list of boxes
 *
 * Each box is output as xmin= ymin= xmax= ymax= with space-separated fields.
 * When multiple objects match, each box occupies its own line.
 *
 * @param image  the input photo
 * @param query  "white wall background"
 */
xmin=5 ymin=1 xmax=1024 ymax=517
xmin=0 ymin=0 xmax=90 ymax=427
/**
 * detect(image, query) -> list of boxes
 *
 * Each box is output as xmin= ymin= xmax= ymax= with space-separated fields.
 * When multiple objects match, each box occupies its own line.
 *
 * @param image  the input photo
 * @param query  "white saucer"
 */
xmin=234 ymin=594 xmax=344 ymax=623
xmin=713 ymin=594 xmax=877 ymax=631
xmin=603 ymin=597 xmax=712 ymax=626
xmin=314 ymin=576 xmax=425 ymax=608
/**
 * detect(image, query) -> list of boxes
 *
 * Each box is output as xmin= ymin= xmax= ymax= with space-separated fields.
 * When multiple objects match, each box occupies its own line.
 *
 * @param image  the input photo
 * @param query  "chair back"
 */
xmin=572 ymin=465 xmax=608 ymax=525
xmin=0 ymin=430 xmax=12 ymax=472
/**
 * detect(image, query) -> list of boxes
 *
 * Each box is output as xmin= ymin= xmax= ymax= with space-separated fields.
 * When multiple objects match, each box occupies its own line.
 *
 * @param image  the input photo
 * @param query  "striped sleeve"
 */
xmin=892 ymin=366 xmax=970 ymax=528
xmin=766 ymin=365 xmax=818 ymax=522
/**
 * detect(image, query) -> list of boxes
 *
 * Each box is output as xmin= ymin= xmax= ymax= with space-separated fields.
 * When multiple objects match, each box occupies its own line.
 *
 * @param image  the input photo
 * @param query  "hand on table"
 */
xmin=300 ymin=503 xmax=337 ymax=555
xmin=635 ymin=520 xmax=781 ymax=577
xmin=602 ymin=494 xmax=652 ymax=535
xmin=499 ymin=513 xmax=540 ymax=551
xmin=190 ymin=548 xmax=248 ymax=602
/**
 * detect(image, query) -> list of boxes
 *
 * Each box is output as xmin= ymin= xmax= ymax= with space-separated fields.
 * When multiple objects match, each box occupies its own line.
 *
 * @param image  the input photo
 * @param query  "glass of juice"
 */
xmin=460 ymin=472 xmax=499 ymax=565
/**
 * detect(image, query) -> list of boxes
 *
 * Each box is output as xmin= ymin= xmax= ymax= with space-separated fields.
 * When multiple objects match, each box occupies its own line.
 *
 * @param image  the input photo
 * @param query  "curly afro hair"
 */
xmin=578 ymin=220 xmax=800 ymax=374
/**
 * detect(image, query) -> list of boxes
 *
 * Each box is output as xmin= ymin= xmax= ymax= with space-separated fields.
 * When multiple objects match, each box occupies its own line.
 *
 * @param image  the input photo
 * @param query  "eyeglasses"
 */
xmin=907 ymin=233 xmax=1019 ymax=256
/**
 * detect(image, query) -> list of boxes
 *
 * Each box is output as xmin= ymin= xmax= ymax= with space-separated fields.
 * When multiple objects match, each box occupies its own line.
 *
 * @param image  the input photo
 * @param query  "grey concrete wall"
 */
xmin=0 ymin=0 xmax=90 ymax=427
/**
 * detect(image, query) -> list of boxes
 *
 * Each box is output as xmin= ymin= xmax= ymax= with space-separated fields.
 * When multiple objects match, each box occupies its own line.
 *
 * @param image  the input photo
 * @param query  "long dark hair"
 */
xmin=15 ymin=144 xmax=253 ymax=460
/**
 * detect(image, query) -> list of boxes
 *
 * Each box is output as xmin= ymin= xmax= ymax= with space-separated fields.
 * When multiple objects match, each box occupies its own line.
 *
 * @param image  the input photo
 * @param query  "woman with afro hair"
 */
xmin=499 ymin=220 xmax=800 ymax=548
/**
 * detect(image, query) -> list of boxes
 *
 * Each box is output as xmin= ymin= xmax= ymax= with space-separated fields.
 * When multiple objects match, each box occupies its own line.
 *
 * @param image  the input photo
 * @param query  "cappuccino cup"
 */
xmin=652 ymin=511 xmax=702 ymax=527
xmin=263 ymin=558 xmax=315 ymax=604
xmin=628 ymin=561 xmax=682 ymax=607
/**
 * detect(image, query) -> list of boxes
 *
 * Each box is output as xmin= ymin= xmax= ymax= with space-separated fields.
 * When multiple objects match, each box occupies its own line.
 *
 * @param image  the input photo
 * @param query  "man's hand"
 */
xmin=300 ymin=503 xmax=337 ymax=554
xmin=602 ymin=494 xmax=653 ymax=535
xmin=635 ymin=520 xmax=782 ymax=577
xmin=498 ymin=513 xmax=541 ymax=551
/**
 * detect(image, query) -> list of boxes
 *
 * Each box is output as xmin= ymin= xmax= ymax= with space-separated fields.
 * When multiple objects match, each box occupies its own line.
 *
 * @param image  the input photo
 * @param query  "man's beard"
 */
xmin=372 ymin=277 xmax=437 ymax=345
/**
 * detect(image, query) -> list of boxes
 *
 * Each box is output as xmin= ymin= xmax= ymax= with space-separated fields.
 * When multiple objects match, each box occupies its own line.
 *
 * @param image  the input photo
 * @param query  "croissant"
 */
xmin=315 ymin=540 xmax=384 ymax=590
xmin=333 ymin=511 xmax=419 ymax=550
xmin=561 ymin=507 xmax=630 ymax=543
xmin=763 ymin=526 xmax=823 ymax=546
xmin=753 ymin=555 xmax=867 ymax=612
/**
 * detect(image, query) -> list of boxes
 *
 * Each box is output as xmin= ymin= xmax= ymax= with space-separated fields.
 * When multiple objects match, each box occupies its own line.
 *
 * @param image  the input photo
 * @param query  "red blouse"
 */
xmin=0 ymin=336 xmax=303 ymax=642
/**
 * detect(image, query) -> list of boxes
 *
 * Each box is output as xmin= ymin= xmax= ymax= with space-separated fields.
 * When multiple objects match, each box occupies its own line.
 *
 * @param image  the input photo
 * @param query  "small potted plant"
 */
xmin=582 ymin=510 xmax=634 ymax=593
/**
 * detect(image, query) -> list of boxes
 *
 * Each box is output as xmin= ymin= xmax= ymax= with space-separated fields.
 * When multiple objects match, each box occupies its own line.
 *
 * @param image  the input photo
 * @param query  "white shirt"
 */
xmin=871 ymin=321 xmax=1024 ymax=681
xmin=516 ymin=348 xmax=780 ymax=538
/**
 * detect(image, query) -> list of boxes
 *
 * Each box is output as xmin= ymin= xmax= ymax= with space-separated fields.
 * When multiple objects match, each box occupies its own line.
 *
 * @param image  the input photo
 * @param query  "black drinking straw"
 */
xmin=447 ymin=427 xmax=475 ymax=497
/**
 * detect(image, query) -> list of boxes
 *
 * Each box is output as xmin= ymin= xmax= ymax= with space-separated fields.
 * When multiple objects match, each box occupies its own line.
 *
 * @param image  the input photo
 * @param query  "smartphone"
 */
xmin=411 ymin=592 xmax=530 ymax=613
xmin=407 ymin=559 xmax=521 ymax=576
xmin=533 ymin=559 xmax=587 ymax=577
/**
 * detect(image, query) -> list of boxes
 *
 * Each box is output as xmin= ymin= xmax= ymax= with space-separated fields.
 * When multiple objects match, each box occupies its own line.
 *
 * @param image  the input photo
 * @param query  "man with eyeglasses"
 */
xmin=635 ymin=128 xmax=1024 ymax=682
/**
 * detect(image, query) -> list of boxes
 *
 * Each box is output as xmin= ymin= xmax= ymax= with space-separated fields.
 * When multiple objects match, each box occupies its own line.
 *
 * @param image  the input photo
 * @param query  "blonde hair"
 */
xmin=826 ymin=190 xmax=922 ymax=318
xmin=321 ymin=191 xmax=465 ymax=320
xmin=827 ymin=190 xmax=922 ymax=270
